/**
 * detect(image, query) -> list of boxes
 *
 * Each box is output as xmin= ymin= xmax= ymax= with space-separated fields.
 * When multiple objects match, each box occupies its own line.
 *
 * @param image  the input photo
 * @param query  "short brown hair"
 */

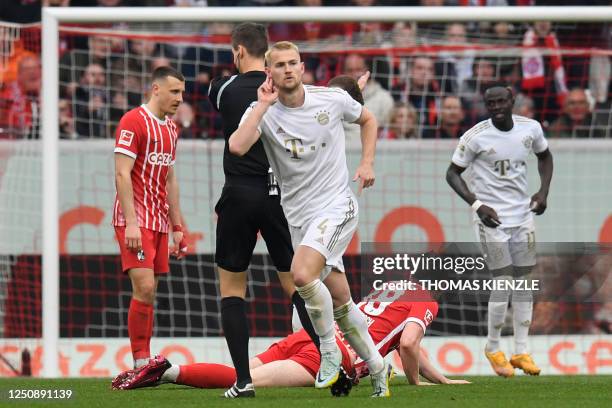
xmin=152 ymin=66 xmax=185 ymax=83
xmin=265 ymin=41 xmax=300 ymax=66
xmin=328 ymin=75 xmax=364 ymax=105
xmin=231 ymin=23 xmax=269 ymax=59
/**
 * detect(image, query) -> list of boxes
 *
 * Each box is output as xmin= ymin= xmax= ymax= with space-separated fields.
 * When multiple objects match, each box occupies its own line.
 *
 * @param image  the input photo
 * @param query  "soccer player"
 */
xmin=207 ymin=23 xmax=318 ymax=398
xmin=228 ymin=41 xmax=390 ymax=397
xmin=113 ymin=66 xmax=188 ymax=371
xmin=446 ymin=83 xmax=553 ymax=377
xmin=113 ymin=285 xmax=471 ymax=390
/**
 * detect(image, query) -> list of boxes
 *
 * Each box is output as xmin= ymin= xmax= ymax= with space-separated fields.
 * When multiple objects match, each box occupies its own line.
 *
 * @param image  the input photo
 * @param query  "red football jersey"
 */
xmin=343 ymin=286 xmax=438 ymax=378
xmin=112 ymin=105 xmax=178 ymax=233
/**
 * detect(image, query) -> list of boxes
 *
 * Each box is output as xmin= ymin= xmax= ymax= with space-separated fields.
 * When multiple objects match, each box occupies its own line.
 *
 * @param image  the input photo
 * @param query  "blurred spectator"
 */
xmin=393 ymin=56 xmax=440 ymax=129
xmin=457 ymin=0 xmax=509 ymax=6
xmin=127 ymin=39 xmax=162 ymax=75
xmin=422 ymin=95 xmax=464 ymax=138
xmin=344 ymin=54 xmax=394 ymax=129
xmin=460 ymin=57 xmax=497 ymax=123
xmin=350 ymin=1 xmax=385 ymax=46
xmin=74 ymin=63 xmax=110 ymax=138
xmin=381 ymin=22 xmax=418 ymax=90
xmin=269 ymin=0 xmax=347 ymax=43
xmin=0 ymin=55 xmax=41 ymax=139
xmin=0 ymin=40 xmax=38 ymax=85
xmin=549 ymin=88 xmax=603 ymax=138
xmin=513 ymin=93 xmax=536 ymax=119
xmin=173 ymin=102 xmax=198 ymax=139
xmin=59 ymin=35 xmax=115 ymax=99
xmin=151 ymin=56 xmax=172 ymax=71
xmin=436 ymin=23 xmax=475 ymax=94
xmin=379 ymin=102 xmax=418 ymax=139
xmin=521 ymin=21 xmax=568 ymax=125
xmin=59 ymin=98 xmax=77 ymax=139
xmin=96 ymin=0 xmax=144 ymax=5
xmin=302 ymin=70 xmax=316 ymax=85
xmin=0 ymin=0 xmax=42 ymax=24
xmin=491 ymin=22 xmax=516 ymax=43
xmin=233 ymin=0 xmax=291 ymax=6
xmin=173 ymin=0 xmax=207 ymax=5
xmin=390 ymin=21 xmax=417 ymax=50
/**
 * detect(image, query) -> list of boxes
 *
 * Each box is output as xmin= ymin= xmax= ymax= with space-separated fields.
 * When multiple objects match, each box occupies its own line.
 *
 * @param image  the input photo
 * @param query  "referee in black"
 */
xmin=208 ymin=23 xmax=318 ymax=399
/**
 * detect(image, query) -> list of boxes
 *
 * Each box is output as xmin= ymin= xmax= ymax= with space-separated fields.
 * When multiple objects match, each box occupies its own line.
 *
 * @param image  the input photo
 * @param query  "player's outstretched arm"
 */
xmin=446 ymin=163 xmax=501 ymax=228
xmin=531 ymin=148 xmax=553 ymax=215
xmin=353 ymin=106 xmax=377 ymax=194
xmin=398 ymin=322 xmax=424 ymax=385
xmin=418 ymin=347 xmax=471 ymax=385
xmin=166 ymin=166 xmax=187 ymax=259
xmin=228 ymin=77 xmax=276 ymax=156
xmin=115 ymin=153 xmax=141 ymax=252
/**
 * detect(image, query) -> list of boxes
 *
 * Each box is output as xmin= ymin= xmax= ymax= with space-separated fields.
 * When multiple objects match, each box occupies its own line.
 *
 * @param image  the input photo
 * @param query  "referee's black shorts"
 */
xmin=215 ymin=175 xmax=293 ymax=273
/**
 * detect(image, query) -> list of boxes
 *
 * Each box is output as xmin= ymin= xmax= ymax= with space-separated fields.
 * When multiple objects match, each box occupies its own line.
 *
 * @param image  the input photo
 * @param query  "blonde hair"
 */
xmin=265 ymin=41 xmax=300 ymax=66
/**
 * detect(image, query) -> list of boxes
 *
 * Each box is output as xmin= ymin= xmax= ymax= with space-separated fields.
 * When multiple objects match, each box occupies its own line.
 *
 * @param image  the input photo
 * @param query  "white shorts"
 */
xmin=474 ymin=217 xmax=536 ymax=272
xmin=289 ymin=194 xmax=358 ymax=280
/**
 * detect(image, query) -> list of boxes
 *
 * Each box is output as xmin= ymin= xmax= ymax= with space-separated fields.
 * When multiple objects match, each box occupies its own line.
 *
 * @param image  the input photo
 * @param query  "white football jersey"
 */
xmin=241 ymin=85 xmax=363 ymax=227
xmin=451 ymin=115 xmax=548 ymax=227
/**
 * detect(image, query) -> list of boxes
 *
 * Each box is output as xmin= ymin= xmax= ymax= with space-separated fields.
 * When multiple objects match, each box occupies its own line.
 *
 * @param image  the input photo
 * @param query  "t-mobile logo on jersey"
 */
xmin=284 ymin=138 xmax=327 ymax=160
xmin=147 ymin=152 xmax=173 ymax=166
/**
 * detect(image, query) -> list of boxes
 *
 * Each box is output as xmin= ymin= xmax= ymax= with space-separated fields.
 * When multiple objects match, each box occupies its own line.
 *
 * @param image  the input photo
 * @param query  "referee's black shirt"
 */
xmin=208 ymin=71 xmax=269 ymax=177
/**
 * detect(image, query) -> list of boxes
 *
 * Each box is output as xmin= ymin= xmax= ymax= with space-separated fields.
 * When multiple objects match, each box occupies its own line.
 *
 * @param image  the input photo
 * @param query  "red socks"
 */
xmin=177 ymin=363 xmax=237 ymax=388
xmin=128 ymin=298 xmax=153 ymax=361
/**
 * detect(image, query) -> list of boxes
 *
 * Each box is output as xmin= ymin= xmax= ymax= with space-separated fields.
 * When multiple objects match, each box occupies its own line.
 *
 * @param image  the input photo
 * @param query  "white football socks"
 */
xmin=512 ymin=289 xmax=533 ymax=355
xmin=334 ymin=300 xmax=384 ymax=374
xmin=134 ymin=358 xmax=149 ymax=369
xmin=161 ymin=364 xmax=180 ymax=382
xmin=486 ymin=275 xmax=512 ymax=353
xmin=296 ymin=279 xmax=336 ymax=353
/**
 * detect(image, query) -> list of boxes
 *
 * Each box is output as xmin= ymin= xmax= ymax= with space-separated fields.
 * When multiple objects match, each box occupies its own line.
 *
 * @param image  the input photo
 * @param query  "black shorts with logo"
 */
xmin=215 ymin=175 xmax=293 ymax=272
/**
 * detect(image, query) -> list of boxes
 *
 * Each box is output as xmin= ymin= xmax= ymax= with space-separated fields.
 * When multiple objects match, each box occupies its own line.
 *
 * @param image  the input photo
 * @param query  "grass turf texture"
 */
xmin=0 ymin=376 xmax=611 ymax=408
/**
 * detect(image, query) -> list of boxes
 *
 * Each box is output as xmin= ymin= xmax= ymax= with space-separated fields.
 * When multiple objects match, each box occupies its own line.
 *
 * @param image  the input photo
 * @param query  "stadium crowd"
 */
xmin=1 ymin=1 xmax=610 ymax=140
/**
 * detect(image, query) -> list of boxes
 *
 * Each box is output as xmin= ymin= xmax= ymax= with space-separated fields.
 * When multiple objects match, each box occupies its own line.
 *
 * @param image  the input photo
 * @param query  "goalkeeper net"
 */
xmin=1 ymin=14 xmax=611 ymax=376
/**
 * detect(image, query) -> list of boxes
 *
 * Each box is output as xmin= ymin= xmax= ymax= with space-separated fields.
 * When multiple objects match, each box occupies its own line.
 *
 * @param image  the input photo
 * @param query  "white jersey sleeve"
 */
xmin=532 ymin=121 xmax=548 ymax=153
xmin=337 ymin=89 xmax=363 ymax=123
xmin=238 ymin=101 xmax=263 ymax=134
xmin=451 ymin=134 xmax=478 ymax=168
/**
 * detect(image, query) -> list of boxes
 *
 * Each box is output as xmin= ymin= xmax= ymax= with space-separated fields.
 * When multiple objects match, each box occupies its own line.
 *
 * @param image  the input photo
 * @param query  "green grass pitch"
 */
xmin=1 ymin=376 xmax=611 ymax=408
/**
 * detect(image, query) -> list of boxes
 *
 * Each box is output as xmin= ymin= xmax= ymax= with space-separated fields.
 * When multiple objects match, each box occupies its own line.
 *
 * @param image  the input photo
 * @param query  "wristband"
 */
xmin=471 ymin=200 xmax=483 ymax=211
xmin=172 ymin=224 xmax=183 ymax=232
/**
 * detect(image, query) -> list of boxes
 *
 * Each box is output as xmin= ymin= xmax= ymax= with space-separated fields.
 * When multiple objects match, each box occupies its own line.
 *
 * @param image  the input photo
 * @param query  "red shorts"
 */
xmin=256 ymin=329 xmax=354 ymax=378
xmin=114 ymin=226 xmax=169 ymax=274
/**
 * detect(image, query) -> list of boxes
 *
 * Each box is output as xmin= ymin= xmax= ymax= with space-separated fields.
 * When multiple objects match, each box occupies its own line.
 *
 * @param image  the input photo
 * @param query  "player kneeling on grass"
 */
xmin=112 ymin=284 xmax=470 ymax=392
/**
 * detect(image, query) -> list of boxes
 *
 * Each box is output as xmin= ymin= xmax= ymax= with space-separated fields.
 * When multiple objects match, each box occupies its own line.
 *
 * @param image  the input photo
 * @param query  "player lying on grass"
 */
xmin=112 ymin=285 xmax=470 ymax=392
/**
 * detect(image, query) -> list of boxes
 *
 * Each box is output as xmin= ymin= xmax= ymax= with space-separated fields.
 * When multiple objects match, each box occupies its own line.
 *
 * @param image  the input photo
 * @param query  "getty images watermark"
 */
xmin=360 ymin=242 xmax=611 ymax=302
xmin=371 ymin=252 xmax=539 ymax=292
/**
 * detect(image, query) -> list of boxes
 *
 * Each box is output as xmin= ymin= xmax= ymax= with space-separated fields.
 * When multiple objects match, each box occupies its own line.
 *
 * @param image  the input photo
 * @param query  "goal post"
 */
xmin=38 ymin=6 xmax=612 ymax=378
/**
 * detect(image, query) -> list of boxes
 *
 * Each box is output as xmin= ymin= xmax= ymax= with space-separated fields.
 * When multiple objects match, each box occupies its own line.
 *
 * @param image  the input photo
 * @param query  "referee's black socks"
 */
xmin=221 ymin=296 xmax=252 ymax=387
xmin=292 ymin=291 xmax=320 ymax=350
